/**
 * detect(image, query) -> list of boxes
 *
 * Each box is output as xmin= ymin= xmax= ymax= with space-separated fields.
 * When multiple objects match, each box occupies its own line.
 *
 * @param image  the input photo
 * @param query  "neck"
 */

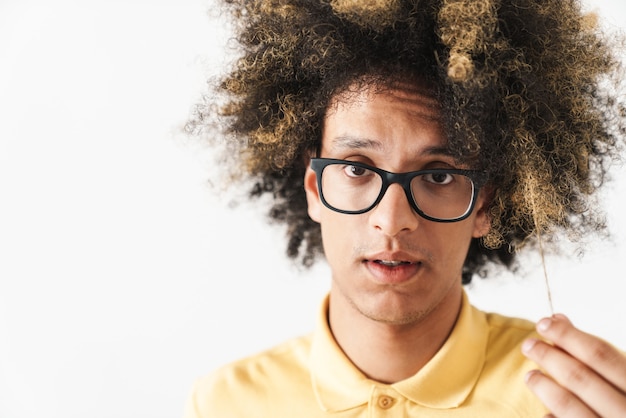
xmin=328 ymin=285 xmax=463 ymax=384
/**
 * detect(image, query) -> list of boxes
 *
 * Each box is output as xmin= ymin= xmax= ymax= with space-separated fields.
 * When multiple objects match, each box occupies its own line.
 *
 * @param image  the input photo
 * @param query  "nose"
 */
xmin=368 ymin=183 xmax=419 ymax=236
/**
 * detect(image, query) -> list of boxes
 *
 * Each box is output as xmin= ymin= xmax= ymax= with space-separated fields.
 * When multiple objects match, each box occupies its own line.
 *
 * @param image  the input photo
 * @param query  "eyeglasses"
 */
xmin=310 ymin=158 xmax=488 ymax=223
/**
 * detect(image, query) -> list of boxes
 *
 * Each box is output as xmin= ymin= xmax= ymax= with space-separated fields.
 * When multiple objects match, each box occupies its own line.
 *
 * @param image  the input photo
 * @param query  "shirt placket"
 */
xmin=368 ymin=385 xmax=405 ymax=417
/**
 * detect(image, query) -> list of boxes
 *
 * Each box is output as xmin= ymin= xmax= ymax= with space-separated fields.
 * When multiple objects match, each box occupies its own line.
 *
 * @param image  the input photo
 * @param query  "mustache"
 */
xmin=352 ymin=241 xmax=435 ymax=263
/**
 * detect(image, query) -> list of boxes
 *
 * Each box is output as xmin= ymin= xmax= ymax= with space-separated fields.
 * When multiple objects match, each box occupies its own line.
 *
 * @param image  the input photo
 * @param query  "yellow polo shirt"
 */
xmin=183 ymin=291 xmax=548 ymax=417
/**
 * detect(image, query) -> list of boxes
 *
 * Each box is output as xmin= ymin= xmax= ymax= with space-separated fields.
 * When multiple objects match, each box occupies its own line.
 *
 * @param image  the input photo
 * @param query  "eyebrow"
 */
xmin=330 ymin=136 xmax=453 ymax=157
xmin=331 ymin=136 xmax=384 ymax=151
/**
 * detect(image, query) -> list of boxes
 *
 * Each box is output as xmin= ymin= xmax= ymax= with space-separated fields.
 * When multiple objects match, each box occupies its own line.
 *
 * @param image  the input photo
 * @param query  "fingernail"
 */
xmin=522 ymin=338 xmax=537 ymax=354
xmin=553 ymin=313 xmax=568 ymax=322
xmin=537 ymin=317 xmax=552 ymax=332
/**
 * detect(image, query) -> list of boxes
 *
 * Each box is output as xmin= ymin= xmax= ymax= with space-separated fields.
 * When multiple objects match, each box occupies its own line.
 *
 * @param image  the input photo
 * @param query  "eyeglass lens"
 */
xmin=319 ymin=163 xmax=475 ymax=220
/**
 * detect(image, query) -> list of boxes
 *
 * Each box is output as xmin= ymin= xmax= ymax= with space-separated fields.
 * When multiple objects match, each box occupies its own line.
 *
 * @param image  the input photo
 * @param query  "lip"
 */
xmin=363 ymin=251 xmax=422 ymax=285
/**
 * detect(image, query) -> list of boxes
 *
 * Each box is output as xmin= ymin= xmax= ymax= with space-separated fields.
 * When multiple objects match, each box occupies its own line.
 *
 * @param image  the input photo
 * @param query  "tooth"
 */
xmin=378 ymin=260 xmax=405 ymax=266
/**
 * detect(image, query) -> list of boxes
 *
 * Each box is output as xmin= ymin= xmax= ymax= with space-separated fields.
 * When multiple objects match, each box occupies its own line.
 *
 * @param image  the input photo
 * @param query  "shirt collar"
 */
xmin=309 ymin=291 xmax=489 ymax=412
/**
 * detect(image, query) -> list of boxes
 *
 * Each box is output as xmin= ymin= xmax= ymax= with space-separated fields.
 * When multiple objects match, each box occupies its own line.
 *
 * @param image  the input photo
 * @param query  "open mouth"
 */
xmin=374 ymin=260 xmax=414 ymax=267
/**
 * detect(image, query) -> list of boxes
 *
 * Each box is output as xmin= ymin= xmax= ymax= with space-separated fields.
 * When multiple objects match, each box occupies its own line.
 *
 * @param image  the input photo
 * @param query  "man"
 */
xmin=184 ymin=0 xmax=626 ymax=416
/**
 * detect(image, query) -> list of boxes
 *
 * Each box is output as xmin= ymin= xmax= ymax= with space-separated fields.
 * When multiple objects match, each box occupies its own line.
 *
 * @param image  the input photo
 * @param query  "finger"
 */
xmin=536 ymin=314 xmax=626 ymax=391
xmin=523 ymin=338 xmax=626 ymax=417
xmin=524 ymin=369 xmax=599 ymax=418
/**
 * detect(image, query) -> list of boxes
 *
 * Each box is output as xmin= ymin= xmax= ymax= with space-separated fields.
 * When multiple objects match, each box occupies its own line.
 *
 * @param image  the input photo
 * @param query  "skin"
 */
xmin=523 ymin=315 xmax=626 ymax=417
xmin=303 ymin=80 xmax=626 ymax=413
xmin=304 ymin=82 xmax=491 ymax=383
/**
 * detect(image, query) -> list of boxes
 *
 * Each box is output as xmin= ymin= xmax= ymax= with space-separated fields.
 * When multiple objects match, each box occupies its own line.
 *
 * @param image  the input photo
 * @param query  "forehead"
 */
xmin=323 ymin=81 xmax=445 ymax=152
xmin=327 ymin=79 xmax=441 ymax=118
xmin=322 ymin=80 xmax=447 ymax=156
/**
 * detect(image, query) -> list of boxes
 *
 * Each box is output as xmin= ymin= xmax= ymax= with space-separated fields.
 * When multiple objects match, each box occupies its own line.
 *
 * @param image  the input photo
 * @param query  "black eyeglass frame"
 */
xmin=310 ymin=158 xmax=489 ymax=223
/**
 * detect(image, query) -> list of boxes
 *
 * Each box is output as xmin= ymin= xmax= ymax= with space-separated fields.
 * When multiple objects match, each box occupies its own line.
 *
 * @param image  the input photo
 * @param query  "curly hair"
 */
xmin=188 ymin=0 xmax=626 ymax=282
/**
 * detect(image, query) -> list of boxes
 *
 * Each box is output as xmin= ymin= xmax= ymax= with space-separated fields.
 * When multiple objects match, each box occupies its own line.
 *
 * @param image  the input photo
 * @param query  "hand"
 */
xmin=522 ymin=314 xmax=626 ymax=417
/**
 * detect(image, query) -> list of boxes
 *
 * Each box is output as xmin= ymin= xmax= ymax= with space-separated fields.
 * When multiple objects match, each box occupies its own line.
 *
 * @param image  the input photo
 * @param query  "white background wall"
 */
xmin=0 ymin=1 xmax=624 ymax=417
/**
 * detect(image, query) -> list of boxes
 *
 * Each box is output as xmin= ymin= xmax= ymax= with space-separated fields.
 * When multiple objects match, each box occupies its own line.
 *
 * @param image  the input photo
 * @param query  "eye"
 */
xmin=343 ymin=164 xmax=370 ymax=178
xmin=424 ymin=171 xmax=454 ymax=185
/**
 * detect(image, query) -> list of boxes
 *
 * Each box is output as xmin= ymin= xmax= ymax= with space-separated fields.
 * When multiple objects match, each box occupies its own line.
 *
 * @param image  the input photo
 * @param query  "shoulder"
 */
xmin=183 ymin=334 xmax=314 ymax=418
xmin=478 ymin=310 xmax=540 ymax=379
xmin=209 ymin=333 xmax=312 ymax=388
xmin=470 ymin=308 xmax=548 ymax=416
xmin=482 ymin=310 xmax=538 ymax=352
xmin=464 ymin=301 xmax=540 ymax=364
xmin=461 ymin=302 xmax=541 ymax=377
xmin=484 ymin=310 xmax=537 ymax=337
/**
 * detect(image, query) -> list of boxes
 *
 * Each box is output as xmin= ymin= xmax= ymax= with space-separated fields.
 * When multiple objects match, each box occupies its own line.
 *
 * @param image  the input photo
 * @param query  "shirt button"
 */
xmin=377 ymin=395 xmax=395 ymax=409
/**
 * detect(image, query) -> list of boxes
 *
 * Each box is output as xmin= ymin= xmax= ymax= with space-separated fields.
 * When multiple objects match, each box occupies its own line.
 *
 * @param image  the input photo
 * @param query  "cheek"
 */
xmin=429 ymin=223 xmax=475 ymax=267
xmin=319 ymin=211 xmax=346 ymax=247
xmin=319 ymin=212 xmax=360 ymax=265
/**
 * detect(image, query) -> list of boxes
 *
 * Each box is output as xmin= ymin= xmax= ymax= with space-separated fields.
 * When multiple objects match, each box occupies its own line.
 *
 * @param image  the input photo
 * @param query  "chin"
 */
xmin=357 ymin=292 xmax=431 ymax=326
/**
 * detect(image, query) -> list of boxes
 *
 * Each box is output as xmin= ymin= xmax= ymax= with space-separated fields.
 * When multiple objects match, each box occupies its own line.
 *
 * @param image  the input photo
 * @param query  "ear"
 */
xmin=304 ymin=163 xmax=322 ymax=223
xmin=472 ymin=186 xmax=493 ymax=238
